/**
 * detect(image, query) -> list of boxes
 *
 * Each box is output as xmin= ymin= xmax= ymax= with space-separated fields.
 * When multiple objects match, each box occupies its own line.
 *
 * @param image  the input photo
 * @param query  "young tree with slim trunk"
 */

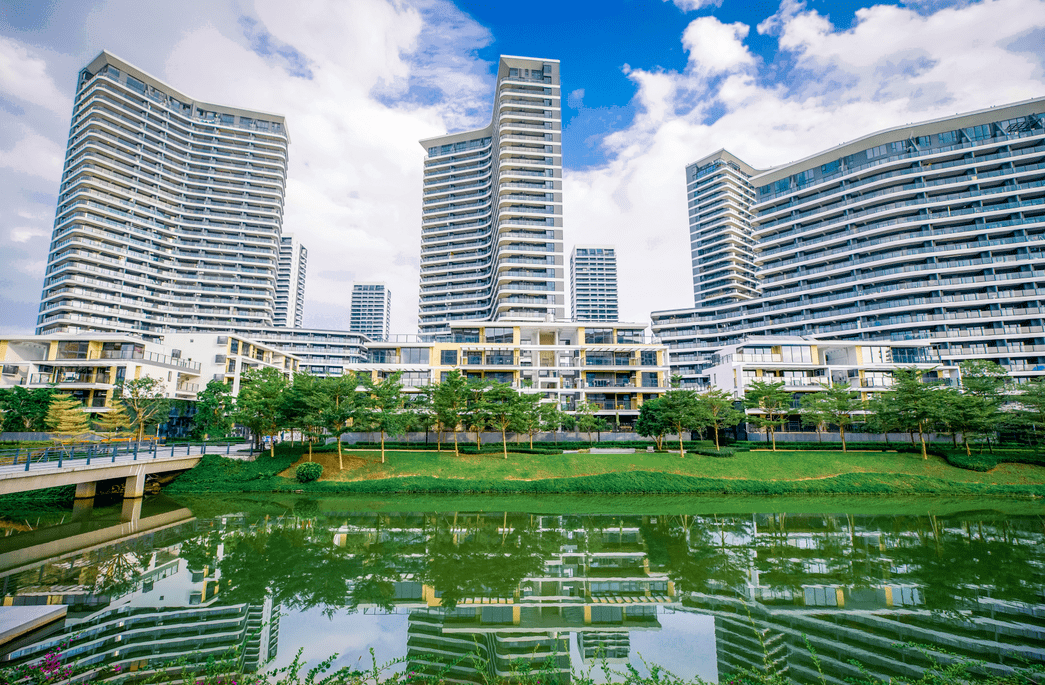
xmin=658 ymin=389 xmax=708 ymax=458
xmin=539 ymin=402 xmax=567 ymax=445
xmin=360 ymin=372 xmax=407 ymax=465
xmin=798 ymin=382 xmax=863 ymax=452
xmin=464 ymin=378 xmax=492 ymax=449
xmin=46 ymin=394 xmax=91 ymax=445
xmin=573 ymin=401 xmax=600 ymax=446
xmin=891 ymin=367 xmax=944 ymax=460
xmin=93 ymin=405 xmax=132 ymax=441
xmin=233 ymin=367 xmax=289 ymax=459
xmin=433 ymin=370 xmax=468 ymax=456
xmin=700 ymin=388 xmax=744 ymax=451
xmin=866 ymin=391 xmax=902 ymax=445
xmin=635 ymin=396 xmax=669 ymax=451
xmin=743 ymin=379 xmax=792 ymax=451
xmin=957 ymin=360 xmax=1008 ymax=453
xmin=518 ymin=393 xmax=543 ymax=449
xmin=283 ymin=372 xmax=324 ymax=460
xmin=313 ymin=372 xmax=361 ymax=470
xmin=115 ymin=377 xmax=172 ymax=445
xmin=486 ymin=382 xmax=525 ymax=459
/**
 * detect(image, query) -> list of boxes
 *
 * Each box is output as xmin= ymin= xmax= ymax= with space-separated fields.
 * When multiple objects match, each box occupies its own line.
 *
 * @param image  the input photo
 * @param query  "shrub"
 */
xmin=295 ymin=462 xmax=323 ymax=483
xmin=692 ymin=447 xmax=737 ymax=458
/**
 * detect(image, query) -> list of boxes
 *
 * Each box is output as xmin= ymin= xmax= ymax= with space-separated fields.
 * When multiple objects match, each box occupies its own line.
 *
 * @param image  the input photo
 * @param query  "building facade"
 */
xmin=37 ymin=51 xmax=290 ymax=341
xmin=418 ymin=56 xmax=565 ymax=337
xmin=653 ymin=98 xmax=1045 ymax=387
xmin=349 ymin=282 xmax=391 ymax=341
xmin=571 ymin=245 xmax=620 ymax=321
xmin=274 ymin=234 xmax=307 ymax=328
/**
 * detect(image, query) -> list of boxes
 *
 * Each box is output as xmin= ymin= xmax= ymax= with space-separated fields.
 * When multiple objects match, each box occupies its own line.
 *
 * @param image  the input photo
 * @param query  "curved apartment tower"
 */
xmin=418 ymin=56 xmax=564 ymax=338
xmin=37 ymin=51 xmax=289 ymax=340
xmin=653 ymin=97 xmax=1045 ymax=386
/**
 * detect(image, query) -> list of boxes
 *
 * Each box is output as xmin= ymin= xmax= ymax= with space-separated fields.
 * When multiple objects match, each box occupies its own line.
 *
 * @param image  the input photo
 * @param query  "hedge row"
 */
xmin=165 ymin=455 xmax=1045 ymax=498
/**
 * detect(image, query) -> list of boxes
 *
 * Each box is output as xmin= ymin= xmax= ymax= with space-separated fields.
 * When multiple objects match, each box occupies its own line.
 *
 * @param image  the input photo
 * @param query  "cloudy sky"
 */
xmin=1 ymin=0 xmax=1044 ymax=335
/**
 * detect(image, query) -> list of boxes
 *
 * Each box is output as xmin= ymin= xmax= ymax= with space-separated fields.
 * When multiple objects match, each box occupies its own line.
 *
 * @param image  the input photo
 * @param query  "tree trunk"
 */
xmin=678 ymin=429 xmax=685 ymax=458
xmin=529 ymin=433 xmax=533 ymax=449
xmin=381 ymin=430 xmax=386 ymax=464
xmin=453 ymin=426 xmax=459 ymax=456
xmin=964 ymin=435 xmax=971 ymax=456
xmin=918 ymin=421 xmax=927 ymax=460
xmin=337 ymin=435 xmax=343 ymax=471
xmin=770 ymin=425 xmax=777 ymax=451
xmin=270 ymin=435 xmax=275 ymax=459
xmin=437 ymin=430 xmax=442 ymax=451
xmin=502 ymin=428 xmax=508 ymax=460
xmin=840 ymin=424 xmax=847 ymax=453
xmin=713 ymin=423 xmax=720 ymax=450
xmin=308 ymin=438 xmax=313 ymax=462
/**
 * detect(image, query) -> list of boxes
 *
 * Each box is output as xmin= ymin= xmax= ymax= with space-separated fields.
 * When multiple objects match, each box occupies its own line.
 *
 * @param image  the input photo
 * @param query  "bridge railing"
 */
xmin=0 ymin=441 xmax=237 ymax=471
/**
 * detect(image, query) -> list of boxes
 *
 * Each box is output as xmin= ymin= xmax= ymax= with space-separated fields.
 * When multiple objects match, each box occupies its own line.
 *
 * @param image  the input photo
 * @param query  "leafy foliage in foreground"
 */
xmin=296 ymin=462 xmax=324 ymax=483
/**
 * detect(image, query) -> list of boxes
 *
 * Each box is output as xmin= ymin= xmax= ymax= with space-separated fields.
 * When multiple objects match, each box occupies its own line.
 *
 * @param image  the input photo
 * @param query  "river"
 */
xmin=0 ymin=494 xmax=1041 ymax=683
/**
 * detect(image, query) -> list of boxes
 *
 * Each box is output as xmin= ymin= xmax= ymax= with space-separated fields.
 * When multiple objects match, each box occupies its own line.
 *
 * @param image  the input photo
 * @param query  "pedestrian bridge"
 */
xmin=0 ymin=448 xmax=202 ymax=501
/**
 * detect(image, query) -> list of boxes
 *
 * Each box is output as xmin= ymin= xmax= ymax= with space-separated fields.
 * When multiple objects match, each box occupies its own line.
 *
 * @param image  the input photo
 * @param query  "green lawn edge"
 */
xmin=165 ymin=454 xmax=1045 ymax=499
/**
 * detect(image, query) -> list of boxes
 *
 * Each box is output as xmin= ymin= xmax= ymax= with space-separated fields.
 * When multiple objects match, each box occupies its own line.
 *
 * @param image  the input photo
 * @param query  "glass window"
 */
xmin=402 ymin=348 xmax=430 ymax=364
xmin=640 ymin=350 xmax=657 ymax=366
xmin=486 ymin=352 xmax=513 ymax=365
xmin=616 ymin=330 xmax=643 ymax=344
xmin=585 ymin=328 xmax=613 ymax=344
xmin=454 ymin=328 xmax=480 ymax=343
xmin=820 ymin=160 xmax=840 ymax=175
xmin=484 ymin=327 xmax=513 ymax=344
xmin=125 ymin=76 xmax=146 ymax=93
xmin=440 ymin=349 xmax=458 ymax=365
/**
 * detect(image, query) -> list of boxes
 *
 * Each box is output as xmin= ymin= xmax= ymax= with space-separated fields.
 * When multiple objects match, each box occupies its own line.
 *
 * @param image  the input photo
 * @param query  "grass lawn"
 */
xmin=280 ymin=447 xmax=1045 ymax=486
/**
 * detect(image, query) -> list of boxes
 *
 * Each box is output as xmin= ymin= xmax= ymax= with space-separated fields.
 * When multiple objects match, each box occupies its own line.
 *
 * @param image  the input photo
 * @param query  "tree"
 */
xmin=0 ymin=386 xmax=55 ymax=432
xmin=1013 ymin=378 xmax=1045 ymax=442
xmin=312 ymin=373 xmax=361 ymax=469
xmin=743 ymin=379 xmax=792 ymax=451
xmin=658 ymin=389 xmax=708 ymax=457
xmin=798 ymin=382 xmax=863 ymax=452
xmin=517 ymin=393 xmax=544 ymax=449
xmin=485 ymin=382 xmax=525 ymax=459
xmin=45 ymin=394 xmax=91 ymax=445
xmin=539 ymin=402 xmax=567 ymax=443
xmin=407 ymin=385 xmax=438 ymax=444
xmin=433 ymin=370 xmax=468 ymax=456
xmin=463 ymin=378 xmax=492 ymax=449
xmin=233 ymin=367 xmax=289 ymax=458
xmin=93 ymin=405 xmax=132 ymax=441
xmin=190 ymin=379 xmax=234 ymax=440
xmin=891 ymin=368 xmax=945 ymax=460
xmin=283 ymin=373 xmax=326 ymax=459
xmin=635 ymin=396 xmax=669 ymax=450
xmin=700 ymin=388 xmax=744 ymax=451
xmin=573 ymin=401 xmax=600 ymax=445
xmin=359 ymin=372 xmax=407 ymax=464
xmin=799 ymin=391 xmax=829 ymax=442
xmin=866 ymin=391 xmax=902 ymax=444
xmin=115 ymin=377 xmax=173 ymax=444
xmin=956 ymin=360 xmax=1009 ymax=453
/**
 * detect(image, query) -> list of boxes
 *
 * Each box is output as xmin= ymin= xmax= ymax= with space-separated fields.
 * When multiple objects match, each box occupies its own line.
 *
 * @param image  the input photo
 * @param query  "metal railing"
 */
xmin=0 ymin=440 xmax=239 ymax=471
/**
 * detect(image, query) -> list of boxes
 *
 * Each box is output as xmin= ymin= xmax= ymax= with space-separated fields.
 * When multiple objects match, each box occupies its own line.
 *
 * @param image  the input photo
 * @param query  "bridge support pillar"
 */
xmin=124 ymin=471 xmax=145 ymax=500
xmin=120 ymin=496 xmax=142 ymax=523
xmin=72 ymin=497 xmax=94 ymax=519
xmin=74 ymin=482 xmax=96 ymax=499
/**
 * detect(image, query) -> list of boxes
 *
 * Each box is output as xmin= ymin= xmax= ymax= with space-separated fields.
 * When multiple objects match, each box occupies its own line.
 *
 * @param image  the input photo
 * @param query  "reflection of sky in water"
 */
xmin=274 ymin=608 xmax=716 ymax=682
xmin=273 ymin=609 xmax=409 ymax=676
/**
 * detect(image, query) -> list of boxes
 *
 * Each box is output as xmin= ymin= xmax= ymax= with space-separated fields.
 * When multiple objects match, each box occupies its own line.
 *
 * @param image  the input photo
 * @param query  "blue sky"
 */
xmin=1 ymin=0 xmax=1044 ymax=334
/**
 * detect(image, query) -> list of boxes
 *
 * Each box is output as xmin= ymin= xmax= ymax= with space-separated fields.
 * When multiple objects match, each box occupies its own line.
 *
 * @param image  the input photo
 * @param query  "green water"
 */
xmin=0 ymin=495 xmax=1041 ymax=683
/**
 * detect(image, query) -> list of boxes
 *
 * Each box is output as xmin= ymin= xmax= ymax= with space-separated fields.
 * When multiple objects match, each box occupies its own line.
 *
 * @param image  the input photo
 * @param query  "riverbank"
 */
xmin=163 ymin=447 xmax=1045 ymax=499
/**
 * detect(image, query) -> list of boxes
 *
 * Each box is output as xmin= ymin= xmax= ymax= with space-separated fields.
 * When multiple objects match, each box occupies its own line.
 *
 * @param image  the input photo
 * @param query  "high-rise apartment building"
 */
xmin=418 ymin=56 xmax=565 ymax=337
xmin=36 ymin=51 xmax=289 ymax=340
xmin=570 ymin=245 xmax=619 ymax=321
xmin=349 ymin=282 xmax=391 ymax=341
xmin=274 ymin=234 xmax=307 ymax=327
xmin=652 ymin=98 xmax=1045 ymax=387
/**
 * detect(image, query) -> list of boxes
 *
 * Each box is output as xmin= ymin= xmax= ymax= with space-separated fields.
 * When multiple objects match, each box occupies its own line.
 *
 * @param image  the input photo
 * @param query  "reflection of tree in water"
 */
xmin=640 ymin=514 xmax=752 ymax=596
xmin=92 ymin=540 xmax=153 ymax=598
xmin=180 ymin=531 xmax=220 ymax=573
xmin=420 ymin=513 xmax=562 ymax=610
xmin=887 ymin=515 xmax=1045 ymax=613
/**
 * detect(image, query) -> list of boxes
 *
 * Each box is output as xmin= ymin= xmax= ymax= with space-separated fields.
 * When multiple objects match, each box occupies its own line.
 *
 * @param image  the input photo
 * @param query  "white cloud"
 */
xmin=0 ymin=126 xmax=64 ymax=180
xmin=682 ymin=17 xmax=755 ymax=74
xmin=0 ymin=37 xmax=71 ymax=115
xmin=566 ymin=0 xmax=1045 ymax=322
xmin=568 ymin=88 xmax=585 ymax=108
xmin=9 ymin=226 xmax=49 ymax=243
xmin=14 ymin=259 xmax=45 ymax=277
xmin=665 ymin=0 xmax=725 ymax=11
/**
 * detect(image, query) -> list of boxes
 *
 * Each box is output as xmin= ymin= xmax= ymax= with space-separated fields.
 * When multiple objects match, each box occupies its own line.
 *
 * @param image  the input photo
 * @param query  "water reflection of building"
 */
xmin=0 ymin=516 xmax=279 ymax=681
xmin=665 ymin=512 xmax=1045 ymax=683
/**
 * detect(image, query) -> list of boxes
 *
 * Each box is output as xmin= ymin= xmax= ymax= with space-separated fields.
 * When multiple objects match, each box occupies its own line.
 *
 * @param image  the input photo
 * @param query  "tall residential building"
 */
xmin=652 ymin=98 xmax=1045 ymax=387
xmin=37 ymin=51 xmax=289 ymax=340
xmin=274 ymin=234 xmax=307 ymax=327
xmin=418 ymin=56 xmax=565 ymax=337
xmin=349 ymin=282 xmax=391 ymax=341
xmin=571 ymin=245 xmax=619 ymax=321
